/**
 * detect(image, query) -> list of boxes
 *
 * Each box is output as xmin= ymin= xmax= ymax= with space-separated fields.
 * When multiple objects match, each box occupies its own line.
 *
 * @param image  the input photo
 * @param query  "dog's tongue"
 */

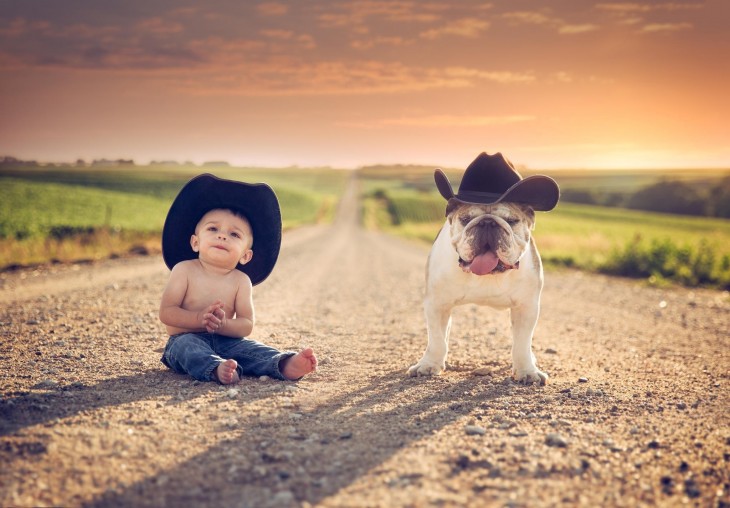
xmin=470 ymin=251 xmax=500 ymax=275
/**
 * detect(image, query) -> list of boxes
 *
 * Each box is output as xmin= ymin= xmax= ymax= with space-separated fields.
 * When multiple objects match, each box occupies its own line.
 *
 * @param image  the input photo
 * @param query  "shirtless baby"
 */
xmin=158 ymin=174 xmax=316 ymax=384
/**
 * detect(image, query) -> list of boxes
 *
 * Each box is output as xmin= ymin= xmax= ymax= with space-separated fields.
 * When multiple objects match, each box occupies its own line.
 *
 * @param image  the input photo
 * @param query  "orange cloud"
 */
xmin=595 ymin=3 xmax=703 ymax=13
xmin=443 ymin=67 xmax=535 ymax=84
xmin=351 ymin=36 xmax=410 ymax=50
xmin=257 ymin=2 xmax=288 ymax=16
xmin=419 ymin=18 xmax=490 ymax=39
xmin=502 ymin=11 xmax=554 ymax=25
xmin=340 ymin=114 xmax=536 ymax=129
xmin=559 ymin=24 xmax=599 ymax=34
xmin=317 ymin=1 xmax=446 ymax=28
xmin=502 ymin=10 xmax=598 ymax=35
xmin=163 ymin=56 xmax=535 ymax=97
xmin=260 ymin=29 xmax=295 ymax=39
xmin=640 ymin=22 xmax=693 ymax=33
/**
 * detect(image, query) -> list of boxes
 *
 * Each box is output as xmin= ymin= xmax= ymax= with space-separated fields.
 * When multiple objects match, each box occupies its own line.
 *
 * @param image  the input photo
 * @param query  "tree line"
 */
xmin=560 ymin=175 xmax=730 ymax=218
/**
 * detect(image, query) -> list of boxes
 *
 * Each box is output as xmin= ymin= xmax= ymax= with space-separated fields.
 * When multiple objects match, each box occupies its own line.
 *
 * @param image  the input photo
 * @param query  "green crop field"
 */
xmin=3 ymin=162 xmax=730 ymax=288
xmin=0 ymin=165 xmax=348 ymax=268
xmin=360 ymin=169 xmax=730 ymax=289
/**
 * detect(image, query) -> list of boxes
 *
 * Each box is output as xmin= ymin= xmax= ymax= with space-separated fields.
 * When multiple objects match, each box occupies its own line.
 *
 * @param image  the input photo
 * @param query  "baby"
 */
xmin=158 ymin=174 xmax=317 ymax=384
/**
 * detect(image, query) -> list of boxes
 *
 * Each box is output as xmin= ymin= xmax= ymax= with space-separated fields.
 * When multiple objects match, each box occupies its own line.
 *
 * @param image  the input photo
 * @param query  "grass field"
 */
xmin=0 ymin=165 xmax=348 ymax=268
xmin=3 ymin=163 xmax=730 ymax=288
xmin=360 ymin=168 xmax=730 ymax=289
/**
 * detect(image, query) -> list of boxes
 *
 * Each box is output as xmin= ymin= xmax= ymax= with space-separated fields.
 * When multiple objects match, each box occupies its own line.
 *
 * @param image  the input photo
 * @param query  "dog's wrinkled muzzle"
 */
xmin=452 ymin=213 xmax=523 ymax=275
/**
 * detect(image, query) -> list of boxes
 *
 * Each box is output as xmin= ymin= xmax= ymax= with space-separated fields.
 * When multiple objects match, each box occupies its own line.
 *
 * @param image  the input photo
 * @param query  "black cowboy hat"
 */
xmin=435 ymin=152 xmax=559 ymax=211
xmin=162 ymin=173 xmax=281 ymax=286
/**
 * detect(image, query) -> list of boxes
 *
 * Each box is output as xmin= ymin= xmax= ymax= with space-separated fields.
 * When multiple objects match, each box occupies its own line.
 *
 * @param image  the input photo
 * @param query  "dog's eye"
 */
xmin=460 ymin=216 xmax=472 ymax=226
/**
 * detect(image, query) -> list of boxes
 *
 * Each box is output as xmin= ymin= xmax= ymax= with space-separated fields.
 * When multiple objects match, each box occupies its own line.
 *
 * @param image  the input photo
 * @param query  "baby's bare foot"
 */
xmin=215 ymin=359 xmax=239 ymax=385
xmin=281 ymin=348 xmax=317 ymax=380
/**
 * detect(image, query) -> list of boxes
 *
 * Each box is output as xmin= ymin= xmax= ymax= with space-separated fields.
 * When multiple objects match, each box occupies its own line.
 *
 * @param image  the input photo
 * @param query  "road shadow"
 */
xmin=83 ymin=368 xmax=535 ymax=507
xmin=0 ymin=368 xmax=266 ymax=437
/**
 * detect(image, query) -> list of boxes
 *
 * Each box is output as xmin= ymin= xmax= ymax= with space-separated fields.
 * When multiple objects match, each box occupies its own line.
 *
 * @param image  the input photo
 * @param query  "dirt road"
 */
xmin=1 ymin=175 xmax=728 ymax=507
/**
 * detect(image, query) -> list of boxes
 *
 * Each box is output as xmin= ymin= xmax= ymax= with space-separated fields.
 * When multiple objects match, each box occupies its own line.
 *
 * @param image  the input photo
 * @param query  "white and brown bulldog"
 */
xmin=407 ymin=152 xmax=560 ymax=384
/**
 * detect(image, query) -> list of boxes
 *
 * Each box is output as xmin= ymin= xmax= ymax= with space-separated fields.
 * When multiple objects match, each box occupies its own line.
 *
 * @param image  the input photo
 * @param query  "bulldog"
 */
xmin=407 ymin=152 xmax=559 ymax=384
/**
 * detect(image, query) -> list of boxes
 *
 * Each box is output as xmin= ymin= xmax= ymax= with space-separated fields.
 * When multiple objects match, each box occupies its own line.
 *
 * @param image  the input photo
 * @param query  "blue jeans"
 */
xmin=161 ymin=332 xmax=295 ymax=383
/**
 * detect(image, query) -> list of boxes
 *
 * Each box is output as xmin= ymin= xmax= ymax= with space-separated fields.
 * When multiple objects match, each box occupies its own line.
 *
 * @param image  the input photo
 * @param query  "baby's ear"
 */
xmin=190 ymin=234 xmax=200 ymax=252
xmin=239 ymin=249 xmax=253 ymax=265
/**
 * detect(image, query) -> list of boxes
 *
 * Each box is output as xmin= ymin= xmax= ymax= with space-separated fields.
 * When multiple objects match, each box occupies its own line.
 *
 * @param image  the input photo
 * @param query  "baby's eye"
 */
xmin=207 ymin=226 xmax=218 ymax=232
xmin=230 ymin=232 xmax=240 ymax=238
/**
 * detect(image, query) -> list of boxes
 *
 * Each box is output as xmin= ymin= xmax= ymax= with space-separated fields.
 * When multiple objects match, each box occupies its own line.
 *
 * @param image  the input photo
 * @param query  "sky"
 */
xmin=0 ymin=0 xmax=728 ymax=170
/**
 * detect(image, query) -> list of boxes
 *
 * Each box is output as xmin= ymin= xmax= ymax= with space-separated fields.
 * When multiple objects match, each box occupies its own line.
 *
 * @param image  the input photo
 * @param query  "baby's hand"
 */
xmin=202 ymin=301 xmax=226 ymax=333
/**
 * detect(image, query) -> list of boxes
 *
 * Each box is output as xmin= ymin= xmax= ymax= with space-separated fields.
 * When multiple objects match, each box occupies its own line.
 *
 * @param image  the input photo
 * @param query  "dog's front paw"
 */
xmin=407 ymin=359 xmax=445 ymax=377
xmin=513 ymin=368 xmax=548 ymax=385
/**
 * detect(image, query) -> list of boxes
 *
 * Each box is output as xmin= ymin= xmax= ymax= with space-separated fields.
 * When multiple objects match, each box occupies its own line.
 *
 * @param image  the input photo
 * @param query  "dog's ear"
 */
xmin=445 ymin=198 xmax=460 ymax=220
xmin=519 ymin=204 xmax=536 ymax=230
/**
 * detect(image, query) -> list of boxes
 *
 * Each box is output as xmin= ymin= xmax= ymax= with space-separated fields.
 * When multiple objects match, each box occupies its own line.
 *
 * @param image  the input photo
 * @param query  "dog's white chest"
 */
xmin=426 ymin=222 xmax=540 ymax=309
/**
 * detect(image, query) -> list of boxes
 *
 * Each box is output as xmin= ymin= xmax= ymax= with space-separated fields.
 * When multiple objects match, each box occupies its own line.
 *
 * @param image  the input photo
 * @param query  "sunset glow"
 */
xmin=1 ymin=1 xmax=728 ymax=169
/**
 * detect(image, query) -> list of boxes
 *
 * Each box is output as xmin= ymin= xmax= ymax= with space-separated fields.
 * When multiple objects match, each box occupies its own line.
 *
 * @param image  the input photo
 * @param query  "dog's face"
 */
xmin=446 ymin=199 xmax=535 ymax=275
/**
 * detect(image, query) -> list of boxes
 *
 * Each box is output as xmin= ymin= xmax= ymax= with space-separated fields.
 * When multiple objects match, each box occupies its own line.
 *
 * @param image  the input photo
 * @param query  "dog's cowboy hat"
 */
xmin=435 ymin=152 xmax=559 ymax=211
xmin=162 ymin=173 xmax=281 ymax=286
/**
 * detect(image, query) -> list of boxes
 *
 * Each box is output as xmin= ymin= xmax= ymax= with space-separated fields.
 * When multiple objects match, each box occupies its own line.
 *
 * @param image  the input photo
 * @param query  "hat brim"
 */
xmin=435 ymin=170 xmax=559 ymax=212
xmin=162 ymin=173 xmax=282 ymax=286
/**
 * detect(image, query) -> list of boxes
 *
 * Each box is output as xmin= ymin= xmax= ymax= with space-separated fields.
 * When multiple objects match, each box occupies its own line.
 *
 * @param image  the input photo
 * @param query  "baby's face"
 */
xmin=191 ymin=209 xmax=253 ymax=269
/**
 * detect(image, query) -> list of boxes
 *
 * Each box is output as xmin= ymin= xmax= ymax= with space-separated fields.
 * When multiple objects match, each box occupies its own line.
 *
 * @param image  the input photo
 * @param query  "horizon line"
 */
xmin=2 ymin=155 xmax=729 ymax=173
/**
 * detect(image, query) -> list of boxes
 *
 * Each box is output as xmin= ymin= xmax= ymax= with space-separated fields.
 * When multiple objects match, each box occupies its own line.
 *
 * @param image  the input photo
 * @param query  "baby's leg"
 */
xmin=162 ymin=333 xmax=227 ymax=383
xmin=216 ymin=337 xmax=316 ymax=381
xmin=281 ymin=348 xmax=317 ymax=380
xmin=214 ymin=359 xmax=240 ymax=385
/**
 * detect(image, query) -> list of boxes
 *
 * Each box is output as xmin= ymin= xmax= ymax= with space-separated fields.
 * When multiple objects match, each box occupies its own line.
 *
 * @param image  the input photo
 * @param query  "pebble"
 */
xmin=464 ymin=425 xmax=486 ymax=436
xmin=660 ymin=476 xmax=674 ymax=495
xmin=225 ymin=388 xmax=240 ymax=399
xmin=647 ymin=440 xmax=661 ymax=449
xmin=603 ymin=439 xmax=624 ymax=452
xmin=271 ymin=490 xmax=295 ymax=506
xmin=578 ymin=377 xmax=589 ymax=383
xmin=223 ymin=417 xmax=239 ymax=428
xmin=544 ymin=348 xmax=558 ymax=354
xmin=684 ymin=478 xmax=701 ymax=498
xmin=472 ymin=367 xmax=491 ymax=376
xmin=545 ymin=433 xmax=569 ymax=447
